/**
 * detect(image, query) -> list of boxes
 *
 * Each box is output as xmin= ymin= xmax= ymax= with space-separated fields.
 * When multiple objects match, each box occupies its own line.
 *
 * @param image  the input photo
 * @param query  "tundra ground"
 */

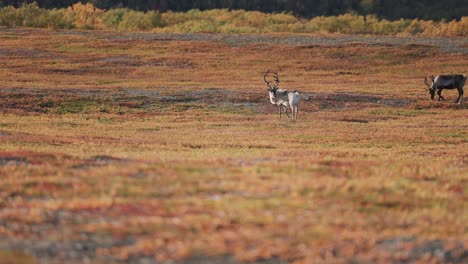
xmin=0 ymin=28 xmax=467 ymax=264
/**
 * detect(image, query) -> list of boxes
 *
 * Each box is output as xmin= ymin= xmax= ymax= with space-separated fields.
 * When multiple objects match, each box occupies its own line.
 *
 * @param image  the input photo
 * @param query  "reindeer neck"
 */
xmin=268 ymin=90 xmax=278 ymax=104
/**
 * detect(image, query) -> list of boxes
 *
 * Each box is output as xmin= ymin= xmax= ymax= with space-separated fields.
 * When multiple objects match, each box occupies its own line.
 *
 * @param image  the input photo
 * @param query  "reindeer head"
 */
xmin=264 ymin=70 xmax=280 ymax=93
xmin=424 ymin=75 xmax=436 ymax=100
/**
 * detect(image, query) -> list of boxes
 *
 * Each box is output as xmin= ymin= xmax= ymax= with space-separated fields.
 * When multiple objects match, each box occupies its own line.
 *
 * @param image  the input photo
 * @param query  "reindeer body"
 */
xmin=264 ymin=70 xmax=300 ymax=120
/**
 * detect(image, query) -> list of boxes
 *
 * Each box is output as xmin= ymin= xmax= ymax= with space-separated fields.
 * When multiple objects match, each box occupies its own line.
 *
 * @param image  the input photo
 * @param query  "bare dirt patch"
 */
xmin=84 ymin=30 xmax=467 ymax=54
xmin=72 ymin=155 xmax=133 ymax=170
xmin=305 ymin=92 xmax=412 ymax=110
xmin=0 ymin=151 xmax=75 ymax=166
xmin=0 ymin=88 xmax=413 ymax=116
xmin=374 ymin=237 xmax=467 ymax=263
xmin=0 ymin=47 xmax=64 ymax=59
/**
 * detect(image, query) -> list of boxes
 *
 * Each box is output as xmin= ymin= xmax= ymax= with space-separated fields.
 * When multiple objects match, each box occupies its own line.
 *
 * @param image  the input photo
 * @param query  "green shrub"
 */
xmin=145 ymin=11 xmax=163 ymax=28
xmin=372 ymin=19 xmax=410 ymax=35
xmin=0 ymin=6 xmax=16 ymax=26
xmin=307 ymin=16 xmax=344 ymax=33
xmin=181 ymin=19 xmax=217 ymax=33
xmin=402 ymin=19 xmax=424 ymax=35
xmin=211 ymin=9 xmax=242 ymax=26
xmin=118 ymin=10 xmax=162 ymax=31
xmin=45 ymin=9 xmax=74 ymax=29
xmin=102 ymin=8 xmax=128 ymax=30
xmin=268 ymin=13 xmax=298 ymax=25
xmin=348 ymin=15 xmax=370 ymax=34
xmin=16 ymin=2 xmax=48 ymax=27
xmin=103 ymin=8 xmax=163 ymax=31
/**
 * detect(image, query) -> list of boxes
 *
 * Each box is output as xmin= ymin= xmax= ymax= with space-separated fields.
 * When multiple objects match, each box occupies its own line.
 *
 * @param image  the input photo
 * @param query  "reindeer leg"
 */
xmin=457 ymin=90 xmax=463 ymax=104
xmin=437 ymin=89 xmax=444 ymax=101
xmin=284 ymin=105 xmax=290 ymax=118
xmin=278 ymin=105 xmax=282 ymax=119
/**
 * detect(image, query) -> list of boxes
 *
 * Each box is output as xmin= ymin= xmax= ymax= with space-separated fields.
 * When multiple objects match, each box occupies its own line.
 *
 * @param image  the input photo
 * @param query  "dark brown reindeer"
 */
xmin=264 ymin=70 xmax=300 ymax=120
xmin=424 ymin=74 xmax=467 ymax=104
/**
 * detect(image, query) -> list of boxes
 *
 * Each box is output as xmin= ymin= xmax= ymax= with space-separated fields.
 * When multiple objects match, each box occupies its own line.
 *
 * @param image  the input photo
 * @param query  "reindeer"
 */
xmin=424 ymin=74 xmax=466 ymax=104
xmin=264 ymin=70 xmax=300 ymax=120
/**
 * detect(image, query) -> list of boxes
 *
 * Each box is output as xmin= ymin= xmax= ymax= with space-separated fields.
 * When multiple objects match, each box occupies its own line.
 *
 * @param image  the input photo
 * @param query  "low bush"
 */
xmin=66 ymin=2 xmax=104 ymax=29
xmin=16 ymin=2 xmax=48 ymax=27
xmin=0 ymin=6 xmax=16 ymax=27
xmin=46 ymin=9 xmax=74 ymax=29
xmin=102 ymin=8 xmax=128 ymax=30
xmin=103 ymin=8 xmax=162 ymax=31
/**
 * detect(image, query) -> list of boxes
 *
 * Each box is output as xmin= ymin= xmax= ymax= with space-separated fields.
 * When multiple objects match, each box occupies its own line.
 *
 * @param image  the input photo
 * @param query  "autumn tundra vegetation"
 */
xmin=0 ymin=2 xmax=467 ymax=264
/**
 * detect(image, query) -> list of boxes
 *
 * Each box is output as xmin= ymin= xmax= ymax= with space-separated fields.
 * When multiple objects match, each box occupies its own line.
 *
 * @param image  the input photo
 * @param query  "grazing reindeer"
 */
xmin=264 ymin=70 xmax=300 ymax=120
xmin=424 ymin=74 xmax=466 ymax=104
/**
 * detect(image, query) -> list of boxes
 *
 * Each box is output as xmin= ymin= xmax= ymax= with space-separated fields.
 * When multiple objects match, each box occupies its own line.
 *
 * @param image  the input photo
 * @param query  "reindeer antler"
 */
xmin=264 ymin=70 xmax=280 ymax=89
xmin=273 ymin=72 xmax=279 ymax=88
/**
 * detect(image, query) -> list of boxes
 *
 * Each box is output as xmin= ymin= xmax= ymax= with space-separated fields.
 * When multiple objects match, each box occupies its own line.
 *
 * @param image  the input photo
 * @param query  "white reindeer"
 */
xmin=264 ymin=70 xmax=300 ymax=120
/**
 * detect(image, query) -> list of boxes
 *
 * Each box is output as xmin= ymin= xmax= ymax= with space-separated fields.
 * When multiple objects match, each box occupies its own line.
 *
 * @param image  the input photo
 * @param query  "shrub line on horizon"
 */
xmin=0 ymin=3 xmax=467 ymax=36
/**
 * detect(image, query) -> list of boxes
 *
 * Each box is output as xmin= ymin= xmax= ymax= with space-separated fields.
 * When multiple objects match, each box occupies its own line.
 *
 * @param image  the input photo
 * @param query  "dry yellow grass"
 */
xmin=0 ymin=28 xmax=467 ymax=263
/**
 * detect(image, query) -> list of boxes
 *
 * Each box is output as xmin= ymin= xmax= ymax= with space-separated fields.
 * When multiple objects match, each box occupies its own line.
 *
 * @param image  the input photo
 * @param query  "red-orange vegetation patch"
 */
xmin=108 ymin=203 xmax=170 ymax=218
xmin=66 ymin=201 xmax=169 ymax=218
xmin=0 ymin=93 xmax=49 ymax=114
xmin=11 ymin=130 xmax=72 ymax=146
xmin=414 ymin=99 xmax=468 ymax=110
xmin=320 ymin=159 xmax=377 ymax=169
xmin=118 ymin=101 xmax=141 ymax=108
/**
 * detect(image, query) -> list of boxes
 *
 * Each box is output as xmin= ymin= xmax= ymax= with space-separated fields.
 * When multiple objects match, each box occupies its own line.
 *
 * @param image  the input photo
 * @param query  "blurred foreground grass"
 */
xmin=0 ymin=28 xmax=466 ymax=263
